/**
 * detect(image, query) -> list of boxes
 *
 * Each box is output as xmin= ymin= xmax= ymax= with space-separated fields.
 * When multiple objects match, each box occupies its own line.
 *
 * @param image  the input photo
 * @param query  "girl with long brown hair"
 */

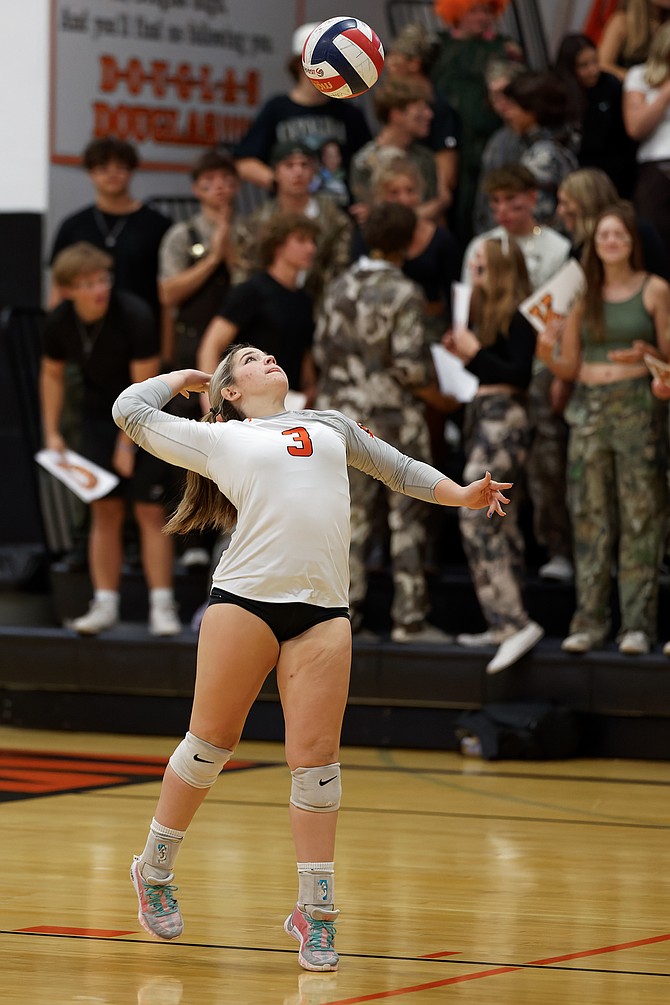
xmin=537 ymin=203 xmax=670 ymax=654
xmin=444 ymin=236 xmax=544 ymax=674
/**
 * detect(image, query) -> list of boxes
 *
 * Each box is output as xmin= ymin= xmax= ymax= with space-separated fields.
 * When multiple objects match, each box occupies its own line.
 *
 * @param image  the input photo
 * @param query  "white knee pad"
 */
xmin=290 ymin=763 xmax=341 ymax=812
xmin=168 ymin=731 xmax=233 ymax=789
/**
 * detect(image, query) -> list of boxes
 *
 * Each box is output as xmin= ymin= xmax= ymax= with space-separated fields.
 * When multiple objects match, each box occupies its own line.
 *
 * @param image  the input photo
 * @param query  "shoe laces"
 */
xmin=305 ymin=917 xmax=336 ymax=952
xmin=145 ymin=881 xmax=179 ymax=916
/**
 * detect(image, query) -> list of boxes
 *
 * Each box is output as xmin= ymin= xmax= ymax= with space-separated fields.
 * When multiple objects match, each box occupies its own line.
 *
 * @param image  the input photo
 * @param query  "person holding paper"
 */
xmin=463 ymin=166 xmax=576 ymax=582
xmin=443 ymin=236 xmax=544 ymax=674
xmin=40 ymin=243 xmax=181 ymax=637
xmin=536 ymin=203 xmax=670 ymax=656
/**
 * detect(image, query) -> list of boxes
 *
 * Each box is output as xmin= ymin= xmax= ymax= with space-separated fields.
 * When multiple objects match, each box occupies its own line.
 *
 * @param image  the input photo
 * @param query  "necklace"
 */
xmin=93 ymin=207 xmax=130 ymax=248
xmin=74 ymin=315 xmax=106 ymax=358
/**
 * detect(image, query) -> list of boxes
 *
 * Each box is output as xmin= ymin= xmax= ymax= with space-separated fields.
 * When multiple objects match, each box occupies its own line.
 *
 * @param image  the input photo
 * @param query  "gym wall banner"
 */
xmin=49 ymin=0 xmax=292 ymax=172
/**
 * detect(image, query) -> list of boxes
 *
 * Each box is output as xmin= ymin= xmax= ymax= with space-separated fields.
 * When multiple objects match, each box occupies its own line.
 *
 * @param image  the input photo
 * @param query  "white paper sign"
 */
xmin=451 ymin=281 xmax=472 ymax=331
xmin=35 ymin=449 xmax=120 ymax=503
xmin=430 ymin=344 xmax=479 ymax=403
xmin=519 ymin=259 xmax=586 ymax=333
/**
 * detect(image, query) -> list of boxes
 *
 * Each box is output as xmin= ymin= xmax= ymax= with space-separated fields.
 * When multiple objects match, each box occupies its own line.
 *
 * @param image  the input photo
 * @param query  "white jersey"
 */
xmin=113 ymin=378 xmax=446 ymax=607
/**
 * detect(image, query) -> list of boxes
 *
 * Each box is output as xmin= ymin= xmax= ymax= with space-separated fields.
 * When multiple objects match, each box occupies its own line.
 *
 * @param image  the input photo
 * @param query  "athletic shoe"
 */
xmin=391 ymin=623 xmax=454 ymax=644
xmin=69 ymin=599 xmax=118 ymax=635
xmin=561 ymin=631 xmax=602 ymax=654
xmin=456 ymin=628 xmax=507 ymax=648
xmin=663 ymin=640 xmax=670 ymax=657
xmin=486 ymin=620 xmax=544 ymax=674
xmin=179 ymin=547 xmax=210 ymax=568
xmin=284 ymin=904 xmax=339 ymax=972
xmin=618 ymin=630 xmax=650 ymax=656
xmin=538 ymin=556 xmax=573 ymax=581
xmin=149 ymin=602 xmax=181 ymax=637
xmin=130 ymin=856 xmax=183 ymax=940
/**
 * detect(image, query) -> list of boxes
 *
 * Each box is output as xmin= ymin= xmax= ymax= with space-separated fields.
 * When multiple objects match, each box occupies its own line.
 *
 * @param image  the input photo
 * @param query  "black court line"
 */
xmin=347 ymin=762 xmax=670 ymax=788
xmin=3 ymin=930 xmax=670 ymax=978
xmin=94 ymin=791 xmax=670 ymax=831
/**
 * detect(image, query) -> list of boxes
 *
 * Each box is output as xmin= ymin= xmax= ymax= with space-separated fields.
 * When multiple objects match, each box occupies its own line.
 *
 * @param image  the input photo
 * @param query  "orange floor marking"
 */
xmin=321 ymin=931 xmax=670 ymax=1005
xmin=420 ymin=951 xmax=461 ymax=958
xmin=15 ymin=925 xmax=136 ymax=938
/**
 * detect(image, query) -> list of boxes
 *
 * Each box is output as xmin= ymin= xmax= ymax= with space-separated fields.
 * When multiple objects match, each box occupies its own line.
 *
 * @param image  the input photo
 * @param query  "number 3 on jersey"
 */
xmin=282 ymin=426 xmax=313 ymax=457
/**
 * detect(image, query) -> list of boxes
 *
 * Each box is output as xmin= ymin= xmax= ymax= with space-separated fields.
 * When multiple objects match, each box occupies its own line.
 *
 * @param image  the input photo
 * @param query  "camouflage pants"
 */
xmin=459 ymin=394 xmax=531 ymax=633
xmin=348 ymin=410 xmax=431 ymax=628
xmin=565 ymin=378 xmax=667 ymax=640
xmin=526 ymin=366 xmax=572 ymax=560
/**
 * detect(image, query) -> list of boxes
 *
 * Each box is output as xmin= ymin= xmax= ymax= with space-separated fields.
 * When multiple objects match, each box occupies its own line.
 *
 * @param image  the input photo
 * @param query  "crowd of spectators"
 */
xmin=38 ymin=0 xmax=670 ymax=668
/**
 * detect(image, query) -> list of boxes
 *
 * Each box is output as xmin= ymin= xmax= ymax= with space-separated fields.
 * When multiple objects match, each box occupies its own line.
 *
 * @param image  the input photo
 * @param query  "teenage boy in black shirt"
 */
xmin=197 ymin=212 xmax=318 ymax=404
xmin=49 ymin=138 xmax=171 ymax=319
xmin=40 ymin=242 xmax=180 ymax=636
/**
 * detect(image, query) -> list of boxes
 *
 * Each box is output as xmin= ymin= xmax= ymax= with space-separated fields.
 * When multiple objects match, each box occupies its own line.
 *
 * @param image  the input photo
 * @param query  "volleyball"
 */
xmin=301 ymin=17 xmax=385 ymax=100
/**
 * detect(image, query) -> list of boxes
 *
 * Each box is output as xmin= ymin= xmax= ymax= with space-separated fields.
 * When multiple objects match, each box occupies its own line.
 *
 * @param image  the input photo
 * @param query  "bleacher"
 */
xmin=2 ymin=299 xmax=670 ymax=760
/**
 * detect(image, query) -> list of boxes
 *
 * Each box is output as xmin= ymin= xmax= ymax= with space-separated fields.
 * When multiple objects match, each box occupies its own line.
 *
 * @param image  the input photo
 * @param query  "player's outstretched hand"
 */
xmin=462 ymin=470 xmax=512 ymax=518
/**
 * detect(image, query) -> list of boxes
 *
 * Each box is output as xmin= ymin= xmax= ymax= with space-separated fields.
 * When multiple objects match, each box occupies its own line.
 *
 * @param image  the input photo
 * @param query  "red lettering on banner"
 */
xmin=93 ymin=102 xmax=252 ymax=147
xmin=97 ymin=54 xmax=259 ymax=106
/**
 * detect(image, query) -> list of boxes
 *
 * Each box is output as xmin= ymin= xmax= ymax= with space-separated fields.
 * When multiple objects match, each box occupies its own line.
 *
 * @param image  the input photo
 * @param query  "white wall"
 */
xmin=0 ymin=3 xmax=50 ymax=212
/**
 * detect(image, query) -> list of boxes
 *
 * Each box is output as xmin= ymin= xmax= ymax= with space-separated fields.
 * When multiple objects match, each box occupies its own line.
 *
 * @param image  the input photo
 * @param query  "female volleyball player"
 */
xmin=113 ymin=343 xmax=512 ymax=971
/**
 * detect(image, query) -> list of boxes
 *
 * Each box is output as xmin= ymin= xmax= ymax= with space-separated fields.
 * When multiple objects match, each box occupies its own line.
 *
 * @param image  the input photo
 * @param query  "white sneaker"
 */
xmin=486 ymin=621 xmax=544 ymax=674
xmin=149 ymin=602 xmax=181 ymax=636
xmin=618 ymin=630 xmax=650 ymax=656
xmin=561 ymin=631 xmax=601 ymax=654
xmin=179 ymin=548 xmax=210 ymax=568
xmin=391 ymin=623 xmax=453 ymax=644
xmin=456 ymin=629 xmax=505 ymax=648
xmin=538 ymin=556 xmax=573 ymax=581
xmin=69 ymin=599 xmax=119 ymax=635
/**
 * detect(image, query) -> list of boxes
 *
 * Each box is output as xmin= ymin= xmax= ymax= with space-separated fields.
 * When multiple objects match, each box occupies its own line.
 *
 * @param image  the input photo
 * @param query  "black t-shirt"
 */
xmin=427 ymin=95 xmax=462 ymax=154
xmin=42 ymin=290 xmax=158 ymax=418
xmin=219 ymin=272 xmax=314 ymax=390
xmin=465 ymin=311 xmax=537 ymax=389
xmin=234 ymin=94 xmax=372 ymax=169
xmin=579 ymin=72 xmax=637 ymax=198
xmin=50 ymin=204 xmax=171 ymax=317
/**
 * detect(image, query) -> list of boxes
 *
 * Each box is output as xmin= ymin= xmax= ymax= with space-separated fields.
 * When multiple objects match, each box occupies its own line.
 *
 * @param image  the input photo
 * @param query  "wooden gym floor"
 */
xmin=1 ymin=726 xmax=669 ymax=1004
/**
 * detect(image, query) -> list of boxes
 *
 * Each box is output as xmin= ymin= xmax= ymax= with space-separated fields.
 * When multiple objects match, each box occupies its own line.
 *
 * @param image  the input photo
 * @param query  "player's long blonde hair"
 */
xmin=164 ymin=343 xmax=252 ymax=536
xmin=471 ymin=238 xmax=530 ymax=347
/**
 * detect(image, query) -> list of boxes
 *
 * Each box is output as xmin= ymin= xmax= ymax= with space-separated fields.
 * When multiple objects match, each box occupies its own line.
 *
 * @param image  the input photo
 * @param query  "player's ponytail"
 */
xmin=164 ymin=344 xmax=252 ymax=536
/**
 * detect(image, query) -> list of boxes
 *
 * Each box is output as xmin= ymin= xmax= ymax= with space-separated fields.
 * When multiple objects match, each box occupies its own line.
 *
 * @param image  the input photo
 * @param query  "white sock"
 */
xmin=94 ymin=590 xmax=119 ymax=608
xmin=297 ymin=861 xmax=335 ymax=912
xmin=150 ymin=588 xmax=174 ymax=609
xmin=140 ymin=817 xmax=186 ymax=885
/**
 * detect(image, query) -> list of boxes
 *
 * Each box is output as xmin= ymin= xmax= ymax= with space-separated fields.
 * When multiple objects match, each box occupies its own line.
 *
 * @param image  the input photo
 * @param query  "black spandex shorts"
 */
xmin=82 ymin=416 xmax=175 ymax=504
xmin=208 ymin=588 xmax=350 ymax=643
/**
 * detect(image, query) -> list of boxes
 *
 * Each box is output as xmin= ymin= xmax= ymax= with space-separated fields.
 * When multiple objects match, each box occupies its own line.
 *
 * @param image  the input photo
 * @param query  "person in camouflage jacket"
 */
xmin=315 ymin=202 xmax=455 ymax=643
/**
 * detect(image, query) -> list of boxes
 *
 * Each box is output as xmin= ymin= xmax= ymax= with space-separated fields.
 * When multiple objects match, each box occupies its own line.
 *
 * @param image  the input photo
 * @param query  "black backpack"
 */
xmin=455 ymin=701 xmax=581 ymax=760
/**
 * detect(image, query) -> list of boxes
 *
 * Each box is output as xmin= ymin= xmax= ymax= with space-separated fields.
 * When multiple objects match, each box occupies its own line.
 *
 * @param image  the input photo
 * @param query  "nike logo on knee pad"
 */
xmin=319 ymin=776 xmax=338 ymax=786
xmin=193 ymin=754 xmax=214 ymax=763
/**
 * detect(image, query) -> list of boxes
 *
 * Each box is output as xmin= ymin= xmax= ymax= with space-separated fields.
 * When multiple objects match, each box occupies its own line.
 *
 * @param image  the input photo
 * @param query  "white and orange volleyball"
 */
xmin=301 ymin=17 xmax=385 ymax=99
